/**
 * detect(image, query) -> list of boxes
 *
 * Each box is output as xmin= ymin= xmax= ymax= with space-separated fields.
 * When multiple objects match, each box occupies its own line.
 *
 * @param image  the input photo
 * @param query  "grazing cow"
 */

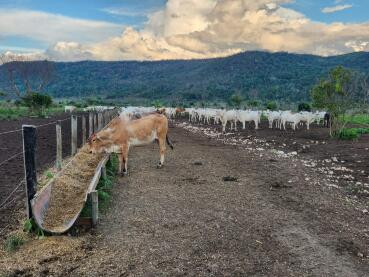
xmin=175 ymin=107 xmax=186 ymax=117
xmin=324 ymin=113 xmax=331 ymax=128
xmin=65 ymin=105 xmax=76 ymax=113
xmin=88 ymin=113 xmax=174 ymax=175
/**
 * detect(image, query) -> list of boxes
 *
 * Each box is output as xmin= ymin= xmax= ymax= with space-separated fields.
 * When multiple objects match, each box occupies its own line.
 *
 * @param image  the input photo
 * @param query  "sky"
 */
xmin=0 ymin=0 xmax=368 ymax=61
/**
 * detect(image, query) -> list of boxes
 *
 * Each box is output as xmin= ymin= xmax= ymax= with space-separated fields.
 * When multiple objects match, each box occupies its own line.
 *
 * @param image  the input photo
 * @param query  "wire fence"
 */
xmin=0 ymin=110 xmax=117 ymax=220
xmin=0 ymin=115 xmax=84 ymax=215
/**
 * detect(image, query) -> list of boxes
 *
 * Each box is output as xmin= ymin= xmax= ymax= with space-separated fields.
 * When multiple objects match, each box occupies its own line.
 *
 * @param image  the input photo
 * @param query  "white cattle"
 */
xmin=237 ymin=110 xmax=261 ymax=129
xmin=217 ymin=109 xmax=238 ymax=132
xmin=65 ymin=105 xmax=76 ymax=113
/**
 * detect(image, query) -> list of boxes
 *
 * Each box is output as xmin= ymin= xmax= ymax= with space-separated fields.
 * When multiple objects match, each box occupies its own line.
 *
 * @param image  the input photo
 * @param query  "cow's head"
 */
xmin=88 ymin=133 xmax=105 ymax=154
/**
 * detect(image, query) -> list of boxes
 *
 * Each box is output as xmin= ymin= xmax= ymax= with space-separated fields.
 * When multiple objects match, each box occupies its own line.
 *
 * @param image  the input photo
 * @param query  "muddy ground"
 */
xmin=0 ymin=114 xmax=89 ymax=240
xmin=1 ymin=123 xmax=368 ymax=276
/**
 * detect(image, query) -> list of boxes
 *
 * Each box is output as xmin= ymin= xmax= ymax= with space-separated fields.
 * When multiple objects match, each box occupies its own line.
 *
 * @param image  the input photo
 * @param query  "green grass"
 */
xmin=0 ymin=105 xmax=65 ymax=120
xmin=347 ymin=114 xmax=369 ymax=125
xmin=80 ymin=154 xmax=118 ymax=217
xmin=338 ymin=128 xmax=369 ymax=140
xmin=4 ymin=234 xmax=24 ymax=252
xmin=339 ymin=114 xmax=369 ymax=126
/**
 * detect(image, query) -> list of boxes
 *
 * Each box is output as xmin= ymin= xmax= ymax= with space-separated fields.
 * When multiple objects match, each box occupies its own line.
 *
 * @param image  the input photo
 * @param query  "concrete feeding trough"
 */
xmin=31 ymin=146 xmax=110 ymax=234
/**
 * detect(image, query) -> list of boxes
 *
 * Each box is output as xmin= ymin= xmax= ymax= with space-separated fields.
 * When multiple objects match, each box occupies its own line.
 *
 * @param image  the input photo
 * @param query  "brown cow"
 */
xmin=88 ymin=113 xmax=174 ymax=175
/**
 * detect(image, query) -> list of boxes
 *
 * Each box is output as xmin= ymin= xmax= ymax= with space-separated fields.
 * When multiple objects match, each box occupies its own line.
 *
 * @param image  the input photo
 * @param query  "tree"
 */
xmin=265 ymin=101 xmax=277 ymax=111
xmin=229 ymin=93 xmax=243 ymax=108
xmin=311 ymin=66 xmax=354 ymax=137
xmin=298 ymin=103 xmax=311 ymax=112
xmin=22 ymin=93 xmax=53 ymax=116
xmin=0 ymin=54 xmax=54 ymax=99
xmin=248 ymin=100 xmax=259 ymax=108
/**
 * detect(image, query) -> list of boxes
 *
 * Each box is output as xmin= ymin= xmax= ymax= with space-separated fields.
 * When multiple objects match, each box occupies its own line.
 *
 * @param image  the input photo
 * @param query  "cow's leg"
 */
xmin=222 ymin=121 xmax=226 ymax=132
xmin=120 ymin=144 xmax=129 ymax=175
xmin=117 ymin=154 xmax=123 ymax=174
xmin=157 ymin=137 xmax=166 ymax=168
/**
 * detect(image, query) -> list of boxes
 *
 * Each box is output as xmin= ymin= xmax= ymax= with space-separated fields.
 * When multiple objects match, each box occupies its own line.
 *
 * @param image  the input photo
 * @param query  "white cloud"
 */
xmin=2 ymin=0 xmax=369 ymax=61
xmin=0 ymin=9 xmax=123 ymax=44
xmin=321 ymin=4 xmax=353 ymax=14
xmin=101 ymin=7 xmax=150 ymax=17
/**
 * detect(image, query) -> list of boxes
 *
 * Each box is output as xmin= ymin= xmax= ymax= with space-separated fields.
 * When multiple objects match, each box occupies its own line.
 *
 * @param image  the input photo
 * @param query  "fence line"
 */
xmin=0 ymin=151 xmax=24 ymax=167
xmin=0 ymin=179 xmax=25 ymax=210
xmin=0 ymin=110 xmax=117 ymax=220
xmin=0 ymin=128 xmax=23 ymax=136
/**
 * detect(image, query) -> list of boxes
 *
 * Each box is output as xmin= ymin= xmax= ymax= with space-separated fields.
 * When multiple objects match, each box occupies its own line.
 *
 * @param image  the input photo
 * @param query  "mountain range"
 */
xmin=1 ymin=51 xmax=369 ymax=105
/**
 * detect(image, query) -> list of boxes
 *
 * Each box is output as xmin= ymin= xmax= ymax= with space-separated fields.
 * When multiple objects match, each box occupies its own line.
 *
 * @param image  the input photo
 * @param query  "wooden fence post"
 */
xmin=56 ymin=121 xmax=62 ymax=171
xmin=89 ymin=112 xmax=93 ymax=136
xmin=82 ymin=115 xmax=86 ymax=145
xmin=94 ymin=113 xmax=98 ymax=132
xmin=97 ymin=113 xmax=102 ymax=131
xmin=71 ymin=115 xmax=77 ymax=156
xmin=91 ymin=190 xmax=98 ymax=226
xmin=22 ymin=125 xmax=37 ymax=219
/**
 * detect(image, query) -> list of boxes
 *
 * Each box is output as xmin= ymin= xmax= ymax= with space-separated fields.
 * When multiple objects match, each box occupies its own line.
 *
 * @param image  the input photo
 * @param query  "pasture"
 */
xmin=0 ymin=109 xmax=368 ymax=276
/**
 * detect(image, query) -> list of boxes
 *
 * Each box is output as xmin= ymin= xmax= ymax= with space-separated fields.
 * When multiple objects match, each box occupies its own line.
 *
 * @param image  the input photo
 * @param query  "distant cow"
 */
xmin=65 ymin=105 xmax=76 ymax=113
xmin=88 ymin=113 xmax=174 ymax=175
xmin=324 ymin=113 xmax=331 ymax=128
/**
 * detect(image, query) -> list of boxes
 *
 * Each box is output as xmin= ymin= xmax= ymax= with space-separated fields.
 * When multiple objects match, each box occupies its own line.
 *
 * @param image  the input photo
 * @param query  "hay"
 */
xmin=42 ymin=146 xmax=103 ymax=231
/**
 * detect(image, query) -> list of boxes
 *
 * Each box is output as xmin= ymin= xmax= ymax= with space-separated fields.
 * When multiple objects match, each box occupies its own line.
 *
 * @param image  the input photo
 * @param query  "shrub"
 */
xmin=265 ymin=101 xmax=277 ymax=111
xmin=312 ymin=66 xmax=354 ymax=137
xmin=22 ymin=92 xmax=53 ymax=116
xmin=229 ymin=93 xmax=243 ymax=108
xmin=338 ymin=128 xmax=369 ymax=140
xmin=298 ymin=103 xmax=311 ymax=112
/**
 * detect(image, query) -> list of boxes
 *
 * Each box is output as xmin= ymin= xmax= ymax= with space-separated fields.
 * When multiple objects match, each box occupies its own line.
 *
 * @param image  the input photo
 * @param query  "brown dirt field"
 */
xmin=0 ymin=114 xmax=89 ymax=240
xmin=1 ymin=124 xmax=368 ymax=276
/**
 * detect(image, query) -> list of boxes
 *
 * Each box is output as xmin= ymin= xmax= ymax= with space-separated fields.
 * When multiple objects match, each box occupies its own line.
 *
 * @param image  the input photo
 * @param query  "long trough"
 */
xmin=31 ymin=151 xmax=110 ymax=234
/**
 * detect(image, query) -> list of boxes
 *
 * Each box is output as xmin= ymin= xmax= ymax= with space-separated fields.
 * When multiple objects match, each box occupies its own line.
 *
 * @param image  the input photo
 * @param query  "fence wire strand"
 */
xmin=0 ymin=151 xmax=24 ymax=167
xmin=0 ymin=179 xmax=24 ymax=210
xmin=0 ymin=117 xmax=71 ymax=137
xmin=0 ymin=128 xmax=22 ymax=136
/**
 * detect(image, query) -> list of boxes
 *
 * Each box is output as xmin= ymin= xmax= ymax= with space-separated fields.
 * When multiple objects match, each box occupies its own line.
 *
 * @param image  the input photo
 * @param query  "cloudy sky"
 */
xmin=0 ymin=0 xmax=368 ymax=61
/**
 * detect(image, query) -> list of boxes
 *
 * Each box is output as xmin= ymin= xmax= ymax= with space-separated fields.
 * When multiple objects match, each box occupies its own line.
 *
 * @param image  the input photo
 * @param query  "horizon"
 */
xmin=2 ymin=49 xmax=369 ymax=65
xmin=0 ymin=0 xmax=368 ymax=62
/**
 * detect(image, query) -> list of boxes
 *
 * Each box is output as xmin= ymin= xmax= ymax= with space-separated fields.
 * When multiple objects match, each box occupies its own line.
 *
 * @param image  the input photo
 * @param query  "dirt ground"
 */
xmin=1 ymin=123 xmax=368 ymax=276
xmin=0 ymin=114 xmax=88 ymax=240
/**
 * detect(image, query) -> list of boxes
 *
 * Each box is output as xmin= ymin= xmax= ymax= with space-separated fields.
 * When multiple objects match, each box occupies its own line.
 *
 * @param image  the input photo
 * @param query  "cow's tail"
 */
xmin=166 ymin=135 xmax=174 ymax=150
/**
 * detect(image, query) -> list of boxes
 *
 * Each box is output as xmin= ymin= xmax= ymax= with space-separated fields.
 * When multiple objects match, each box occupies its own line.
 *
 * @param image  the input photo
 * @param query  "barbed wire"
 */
xmin=0 ymin=179 xmax=24 ymax=210
xmin=0 ymin=117 xmax=72 ymax=137
xmin=0 ymin=128 xmax=23 ymax=136
xmin=0 ymin=151 xmax=24 ymax=167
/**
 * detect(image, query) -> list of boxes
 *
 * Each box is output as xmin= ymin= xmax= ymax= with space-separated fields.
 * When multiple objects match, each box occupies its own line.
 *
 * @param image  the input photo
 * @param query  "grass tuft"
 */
xmin=4 ymin=234 xmax=24 ymax=252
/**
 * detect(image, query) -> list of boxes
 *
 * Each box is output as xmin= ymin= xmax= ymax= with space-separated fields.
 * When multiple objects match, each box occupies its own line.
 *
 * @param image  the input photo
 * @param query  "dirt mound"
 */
xmin=42 ymin=146 xmax=103 ymax=232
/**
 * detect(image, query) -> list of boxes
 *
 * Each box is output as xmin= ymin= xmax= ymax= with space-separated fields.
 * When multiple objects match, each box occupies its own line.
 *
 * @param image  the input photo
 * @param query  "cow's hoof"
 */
xmin=121 ymin=171 xmax=128 ymax=176
xmin=157 ymin=163 xmax=163 ymax=169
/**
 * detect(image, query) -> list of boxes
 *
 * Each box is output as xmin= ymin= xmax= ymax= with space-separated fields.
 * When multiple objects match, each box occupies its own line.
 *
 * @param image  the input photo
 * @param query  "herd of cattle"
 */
xmin=120 ymin=106 xmax=329 ymax=132
xmin=85 ymin=106 xmax=329 ymax=174
xmin=65 ymin=105 xmax=329 ymax=132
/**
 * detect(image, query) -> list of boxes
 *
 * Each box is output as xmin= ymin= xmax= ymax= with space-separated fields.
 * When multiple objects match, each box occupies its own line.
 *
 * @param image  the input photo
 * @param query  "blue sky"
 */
xmin=286 ymin=0 xmax=369 ymax=24
xmin=0 ymin=0 xmax=368 ymax=60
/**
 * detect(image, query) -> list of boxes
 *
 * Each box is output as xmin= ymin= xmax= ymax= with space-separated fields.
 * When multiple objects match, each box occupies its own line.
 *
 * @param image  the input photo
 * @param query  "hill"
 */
xmin=1 ymin=51 xmax=369 ymax=105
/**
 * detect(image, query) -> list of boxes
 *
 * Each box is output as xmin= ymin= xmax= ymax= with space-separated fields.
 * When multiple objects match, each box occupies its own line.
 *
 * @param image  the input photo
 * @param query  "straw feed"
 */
xmin=42 ymin=146 xmax=103 ymax=232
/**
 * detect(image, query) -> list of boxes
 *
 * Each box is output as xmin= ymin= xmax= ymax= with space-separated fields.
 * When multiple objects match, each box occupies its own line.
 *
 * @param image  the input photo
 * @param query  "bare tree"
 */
xmin=0 ymin=53 xmax=54 ymax=98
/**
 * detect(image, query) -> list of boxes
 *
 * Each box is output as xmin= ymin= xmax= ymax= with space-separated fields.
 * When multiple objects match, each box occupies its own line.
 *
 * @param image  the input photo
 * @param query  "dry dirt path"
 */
xmin=71 ymin=125 xmax=369 ymax=276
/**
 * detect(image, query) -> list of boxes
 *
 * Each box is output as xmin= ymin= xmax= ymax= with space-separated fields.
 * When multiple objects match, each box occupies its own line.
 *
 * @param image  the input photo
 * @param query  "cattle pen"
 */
xmin=0 ymin=108 xmax=119 ymax=236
